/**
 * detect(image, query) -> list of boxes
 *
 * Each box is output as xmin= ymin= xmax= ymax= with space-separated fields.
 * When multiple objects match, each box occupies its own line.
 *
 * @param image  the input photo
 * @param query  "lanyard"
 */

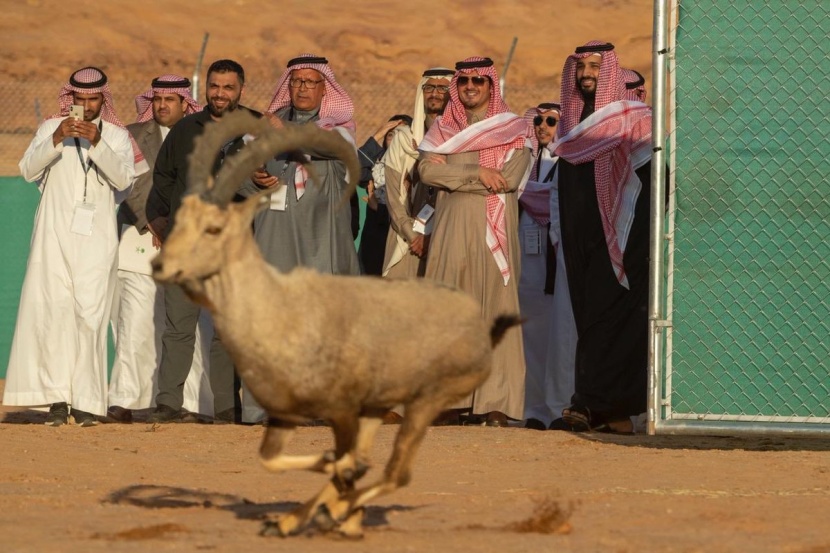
xmin=73 ymin=120 xmax=103 ymax=202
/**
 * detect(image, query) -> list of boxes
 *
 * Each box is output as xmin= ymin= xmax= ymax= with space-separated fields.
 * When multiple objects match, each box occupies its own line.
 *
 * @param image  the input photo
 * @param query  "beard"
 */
xmin=579 ymin=78 xmax=597 ymax=98
xmin=207 ymin=95 xmax=241 ymax=117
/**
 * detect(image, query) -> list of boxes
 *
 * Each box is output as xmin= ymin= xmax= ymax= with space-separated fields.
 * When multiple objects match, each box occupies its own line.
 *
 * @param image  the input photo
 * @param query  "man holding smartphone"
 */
xmin=4 ymin=67 xmax=140 ymax=427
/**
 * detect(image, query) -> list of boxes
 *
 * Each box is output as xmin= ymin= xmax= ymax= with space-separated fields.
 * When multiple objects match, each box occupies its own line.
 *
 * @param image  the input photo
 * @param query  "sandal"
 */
xmin=561 ymin=404 xmax=592 ymax=432
xmin=593 ymin=418 xmax=635 ymax=435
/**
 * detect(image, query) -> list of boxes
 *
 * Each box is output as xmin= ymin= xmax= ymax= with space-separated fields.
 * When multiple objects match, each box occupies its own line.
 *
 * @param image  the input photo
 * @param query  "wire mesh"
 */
xmin=663 ymin=0 xmax=830 ymax=427
xmin=0 ymin=80 xmax=555 ymax=176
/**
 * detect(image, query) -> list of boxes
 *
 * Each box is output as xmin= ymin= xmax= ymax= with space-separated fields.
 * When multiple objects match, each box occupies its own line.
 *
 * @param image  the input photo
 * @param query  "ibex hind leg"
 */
xmin=312 ymin=415 xmax=384 ymax=536
xmin=259 ymin=425 xmax=336 ymax=473
xmin=324 ymin=401 xmax=443 ymax=534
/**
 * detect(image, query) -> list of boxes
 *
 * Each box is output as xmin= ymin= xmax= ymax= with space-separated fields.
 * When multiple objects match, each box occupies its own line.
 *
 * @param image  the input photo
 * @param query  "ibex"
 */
xmin=152 ymin=110 xmax=521 ymax=538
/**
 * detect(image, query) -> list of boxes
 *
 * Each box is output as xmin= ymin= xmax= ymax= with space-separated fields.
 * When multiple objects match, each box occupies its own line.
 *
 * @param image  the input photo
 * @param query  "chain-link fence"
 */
xmin=654 ymin=1 xmax=830 ymax=434
xmin=0 ymin=80 xmax=555 ymax=176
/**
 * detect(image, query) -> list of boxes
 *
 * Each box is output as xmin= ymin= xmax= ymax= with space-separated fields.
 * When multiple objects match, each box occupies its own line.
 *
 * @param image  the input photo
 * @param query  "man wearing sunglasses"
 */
xmin=551 ymin=41 xmax=655 ymax=434
xmin=419 ymin=57 xmax=531 ymax=428
xmin=519 ymin=102 xmax=577 ymax=432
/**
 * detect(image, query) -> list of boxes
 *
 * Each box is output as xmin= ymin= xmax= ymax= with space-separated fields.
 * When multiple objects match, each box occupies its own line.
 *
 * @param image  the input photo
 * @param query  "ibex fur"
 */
xmin=152 ymin=110 xmax=521 ymax=538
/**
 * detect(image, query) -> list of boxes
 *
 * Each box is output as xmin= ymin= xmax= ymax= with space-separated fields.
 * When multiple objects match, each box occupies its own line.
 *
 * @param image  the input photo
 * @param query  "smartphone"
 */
xmin=69 ymin=105 xmax=84 ymax=121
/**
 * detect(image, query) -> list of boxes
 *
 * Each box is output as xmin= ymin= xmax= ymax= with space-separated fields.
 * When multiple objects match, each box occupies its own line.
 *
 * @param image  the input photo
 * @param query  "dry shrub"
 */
xmin=503 ymin=496 xmax=575 ymax=535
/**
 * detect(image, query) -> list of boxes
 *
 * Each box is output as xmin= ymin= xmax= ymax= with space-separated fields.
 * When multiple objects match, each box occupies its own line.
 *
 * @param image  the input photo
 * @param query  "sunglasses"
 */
xmin=533 ymin=115 xmax=559 ymax=127
xmin=456 ymin=76 xmax=489 ymax=87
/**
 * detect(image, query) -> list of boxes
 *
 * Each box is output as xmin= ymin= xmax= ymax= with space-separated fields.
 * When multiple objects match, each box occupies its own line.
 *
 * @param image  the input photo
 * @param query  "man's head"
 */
xmin=60 ymin=67 xmax=111 ymax=122
xmin=135 ymin=75 xmax=200 ymax=126
xmin=384 ymin=114 xmax=413 ymax=147
xmin=205 ymin=59 xmax=245 ymax=118
xmin=533 ymin=103 xmax=560 ymax=147
xmin=558 ymin=42 xmax=626 ymax=138
xmin=288 ymin=67 xmax=326 ymax=112
xmin=265 ymin=54 xmax=356 ymax=138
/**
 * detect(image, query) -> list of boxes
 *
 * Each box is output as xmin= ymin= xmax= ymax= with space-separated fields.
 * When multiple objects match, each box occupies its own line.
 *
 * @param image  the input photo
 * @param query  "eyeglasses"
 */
xmin=533 ymin=115 xmax=559 ymax=127
xmin=456 ymin=76 xmax=489 ymax=87
xmin=289 ymin=78 xmax=324 ymax=89
xmin=422 ymin=84 xmax=450 ymax=94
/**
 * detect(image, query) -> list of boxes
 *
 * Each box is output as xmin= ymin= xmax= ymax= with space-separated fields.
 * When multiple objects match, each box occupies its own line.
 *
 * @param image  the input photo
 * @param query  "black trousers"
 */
xmin=155 ymin=283 xmax=236 ymax=414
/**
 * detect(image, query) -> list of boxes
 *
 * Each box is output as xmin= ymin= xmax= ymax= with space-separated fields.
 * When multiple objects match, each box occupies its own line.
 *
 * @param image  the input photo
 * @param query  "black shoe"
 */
xmin=104 ymin=405 xmax=133 ymax=424
xmin=148 ymin=404 xmax=182 ymax=423
xmin=213 ymin=408 xmax=237 ymax=425
xmin=524 ymin=418 xmax=547 ymax=430
xmin=71 ymin=408 xmax=99 ymax=427
xmin=45 ymin=402 xmax=68 ymax=427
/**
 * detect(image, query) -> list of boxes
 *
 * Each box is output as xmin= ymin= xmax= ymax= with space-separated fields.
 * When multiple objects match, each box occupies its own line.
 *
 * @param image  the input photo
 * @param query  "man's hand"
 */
xmin=75 ymin=120 xmax=101 ymax=145
xmin=53 ymin=118 xmax=101 ymax=147
xmin=409 ymin=233 xmax=425 ymax=257
xmin=252 ymin=166 xmax=279 ymax=188
xmin=147 ymin=216 xmax=168 ymax=249
xmin=365 ymin=180 xmax=378 ymax=211
xmin=373 ymin=119 xmax=403 ymax=145
xmin=479 ymin=166 xmax=508 ymax=193
xmin=422 ymin=153 xmax=447 ymax=165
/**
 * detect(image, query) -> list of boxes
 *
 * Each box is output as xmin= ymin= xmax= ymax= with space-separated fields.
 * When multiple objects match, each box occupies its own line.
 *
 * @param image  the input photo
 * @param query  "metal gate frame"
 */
xmin=648 ymin=0 xmax=830 ymax=436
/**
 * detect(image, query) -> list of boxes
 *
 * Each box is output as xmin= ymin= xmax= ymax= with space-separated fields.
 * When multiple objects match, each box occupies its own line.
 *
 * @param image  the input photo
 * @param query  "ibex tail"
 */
xmin=490 ymin=315 xmax=523 ymax=347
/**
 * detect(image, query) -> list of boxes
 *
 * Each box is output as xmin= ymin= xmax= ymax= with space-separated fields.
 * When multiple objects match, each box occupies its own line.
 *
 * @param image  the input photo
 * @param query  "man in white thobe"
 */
xmin=4 ymin=67 xmax=138 ymax=426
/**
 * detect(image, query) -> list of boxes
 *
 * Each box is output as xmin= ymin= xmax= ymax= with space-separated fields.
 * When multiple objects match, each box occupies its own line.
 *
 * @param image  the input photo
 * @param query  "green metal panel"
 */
xmin=0 ymin=178 xmax=40 ymax=379
xmin=671 ymin=2 xmax=830 ymax=421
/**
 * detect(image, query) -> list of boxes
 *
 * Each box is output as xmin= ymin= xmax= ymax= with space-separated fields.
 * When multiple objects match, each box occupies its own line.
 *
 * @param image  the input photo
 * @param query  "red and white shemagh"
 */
xmin=520 ymin=103 xmax=560 ymax=227
xmin=420 ymin=56 xmax=529 ymax=285
xmin=622 ymin=68 xmax=647 ymax=102
xmin=134 ymin=74 xmax=201 ymax=123
xmin=551 ymin=41 xmax=652 ymax=288
xmin=266 ymin=54 xmax=356 ymax=200
xmin=50 ymin=67 xmax=148 ymax=176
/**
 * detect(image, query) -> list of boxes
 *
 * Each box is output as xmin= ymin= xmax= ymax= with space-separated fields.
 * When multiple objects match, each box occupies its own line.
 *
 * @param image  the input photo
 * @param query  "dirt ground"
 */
xmin=3 ymin=2 xmax=829 ymax=552
xmin=2 ymin=381 xmax=829 ymax=553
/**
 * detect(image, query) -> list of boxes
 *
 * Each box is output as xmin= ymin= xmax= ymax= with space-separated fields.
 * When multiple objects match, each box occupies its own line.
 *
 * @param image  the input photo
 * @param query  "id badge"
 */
xmin=523 ymin=227 xmax=542 ymax=255
xmin=269 ymin=185 xmax=288 ymax=211
xmin=71 ymin=202 xmax=96 ymax=236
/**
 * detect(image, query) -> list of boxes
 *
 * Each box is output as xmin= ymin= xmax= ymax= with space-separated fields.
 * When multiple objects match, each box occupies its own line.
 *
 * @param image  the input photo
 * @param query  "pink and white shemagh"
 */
xmin=134 ymin=74 xmax=201 ymax=123
xmin=50 ymin=66 xmax=148 ymax=176
xmin=551 ymin=41 xmax=653 ymax=288
xmin=265 ymin=54 xmax=356 ymax=200
xmin=420 ymin=56 xmax=529 ymax=285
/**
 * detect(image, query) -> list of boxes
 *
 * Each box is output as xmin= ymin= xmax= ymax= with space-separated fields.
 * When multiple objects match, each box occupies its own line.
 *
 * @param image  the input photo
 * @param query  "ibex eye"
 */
xmin=205 ymin=226 xmax=222 ymax=235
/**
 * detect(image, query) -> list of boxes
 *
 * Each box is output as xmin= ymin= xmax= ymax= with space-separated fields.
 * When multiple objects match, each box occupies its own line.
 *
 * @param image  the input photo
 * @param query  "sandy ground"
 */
xmin=2 ymin=381 xmax=829 ymax=553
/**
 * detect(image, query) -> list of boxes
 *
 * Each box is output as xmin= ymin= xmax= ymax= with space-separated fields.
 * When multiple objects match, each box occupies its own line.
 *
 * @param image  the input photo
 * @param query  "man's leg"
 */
xmin=153 ymin=283 xmax=200 ymax=416
xmin=208 ymin=332 xmax=237 ymax=422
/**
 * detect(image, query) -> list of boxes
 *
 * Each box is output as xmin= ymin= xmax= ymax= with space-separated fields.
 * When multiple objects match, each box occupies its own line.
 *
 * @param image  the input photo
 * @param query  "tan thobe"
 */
xmin=419 ymin=147 xmax=531 ymax=420
xmin=383 ymin=164 xmax=433 ymax=279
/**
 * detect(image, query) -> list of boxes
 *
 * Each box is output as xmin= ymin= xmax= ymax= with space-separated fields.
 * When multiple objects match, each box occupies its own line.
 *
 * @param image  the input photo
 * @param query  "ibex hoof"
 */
xmin=261 ymin=514 xmax=304 ymax=538
xmin=322 ymin=450 xmax=337 ymax=463
xmin=312 ymin=504 xmax=337 ymax=533
xmin=259 ymin=520 xmax=289 ymax=538
xmin=336 ymin=507 xmax=365 ymax=540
